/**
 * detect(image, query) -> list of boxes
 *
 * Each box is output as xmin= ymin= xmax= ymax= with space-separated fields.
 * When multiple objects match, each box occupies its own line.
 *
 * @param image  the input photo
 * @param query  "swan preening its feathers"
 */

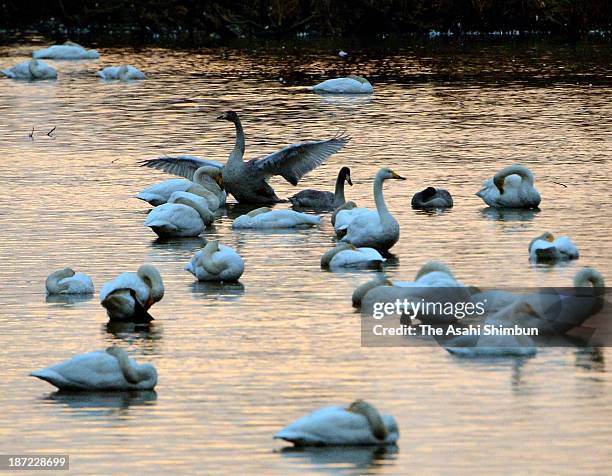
xmin=46 ymin=268 xmax=94 ymax=295
xmin=312 ymin=76 xmax=374 ymax=94
xmin=320 ymin=243 xmax=385 ymax=270
xmin=140 ymin=111 xmax=349 ymax=204
xmin=144 ymin=192 xmax=215 ymax=237
xmin=33 ymin=41 xmax=100 ymax=60
xmin=529 ymin=232 xmax=579 ymax=262
xmin=411 ymin=187 xmax=453 ymax=209
xmin=289 ymin=166 xmax=352 ymax=209
xmin=96 ymin=65 xmax=145 ymax=81
xmin=185 ymin=240 xmax=244 ymax=282
xmin=100 ymin=265 xmax=164 ymax=322
xmin=476 ymin=164 xmax=541 ymax=208
xmin=275 ymin=400 xmax=398 ymax=446
xmin=31 ymin=346 xmax=157 ymax=391
xmin=233 ymin=207 xmax=320 ymax=229
xmin=1 ymin=59 xmax=57 ymax=80
xmin=340 ymin=168 xmax=405 ymax=252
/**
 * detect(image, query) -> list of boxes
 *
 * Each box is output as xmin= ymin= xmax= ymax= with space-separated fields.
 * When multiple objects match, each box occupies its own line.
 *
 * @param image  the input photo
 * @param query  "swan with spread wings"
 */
xmin=140 ymin=111 xmax=350 ymax=204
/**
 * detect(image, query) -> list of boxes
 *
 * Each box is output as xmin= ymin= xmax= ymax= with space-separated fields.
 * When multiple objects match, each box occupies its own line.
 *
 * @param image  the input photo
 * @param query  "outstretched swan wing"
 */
xmin=251 ymin=132 xmax=350 ymax=185
xmin=140 ymin=156 xmax=224 ymax=180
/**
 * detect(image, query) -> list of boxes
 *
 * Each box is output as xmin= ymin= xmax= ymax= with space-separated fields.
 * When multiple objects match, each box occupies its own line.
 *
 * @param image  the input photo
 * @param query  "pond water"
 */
xmin=0 ymin=40 xmax=611 ymax=474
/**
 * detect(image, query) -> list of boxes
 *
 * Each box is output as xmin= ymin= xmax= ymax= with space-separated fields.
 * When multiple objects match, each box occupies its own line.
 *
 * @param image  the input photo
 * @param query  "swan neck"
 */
xmin=138 ymin=266 xmax=165 ymax=304
xmin=200 ymin=241 xmax=224 ymax=275
xmin=321 ymin=244 xmax=352 ymax=268
xmin=373 ymin=175 xmax=392 ymax=224
xmin=229 ymin=117 xmax=245 ymax=164
xmin=46 ymin=268 xmax=73 ymax=293
xmin=497 ymin=165 xmax=534 ymax=185
xmin=334 ymin=171 xmax=346 ymax=204
xmin=177 ymin=197 xmax=213 ymax=223
xmin=111 ymin=350 xmax=141 ymax=384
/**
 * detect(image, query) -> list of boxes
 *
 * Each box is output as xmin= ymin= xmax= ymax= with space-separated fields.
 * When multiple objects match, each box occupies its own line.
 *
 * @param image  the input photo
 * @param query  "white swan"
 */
xmin=46 ymin=268 xmax=94 ymax=295
xmin=30 ymin=346 xmax=157 ymax=390
xmin=275 ymin=400 xmax=398 ymax=446
xmin=446 ymin=300 xmax=538 ymax=358
xmin=232 ymin=207 xmax=320 ymax=229
xmin=1 ymin=59 xmax=57 ymax=80
xmin=100 ymin=264 xmax=164 ymax=322
xmin=320 ymin=243 xmax=385 ymax=270
xmin=528 ymin=232 xmax=579 ymax=262
xmin=340 ymin=168 xmax=405 ymax=251
xmin=332 ymin=201 xmax=370 ymax=237
xmin=33 ymin=41 xmax=100 ymax=60
xmin=476 ymin=164 xmax=541 ymax=208
xmin=136 ymin=165 xmax=225 ymax=208
xmin=185 ymin=240 xmax=244 ymax=282
xmin=144 ymin=192 xmax=214 ymax=237
xmin=312 ymin=76 xmax=373 ymax=94
xmin=96 ymin=65 xmax=145 ymax=81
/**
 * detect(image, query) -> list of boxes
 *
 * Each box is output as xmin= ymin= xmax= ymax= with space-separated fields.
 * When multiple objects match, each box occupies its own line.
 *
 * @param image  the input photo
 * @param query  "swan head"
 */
xmin=378 ymin=168 xmax=406 ymax=181
xmin=415 ymin=261 xmax=454 ymax=281
xmin=46 ymin=268 xmax=76 ymax=294
xmin=136 ymin=264 xmax=165 ymax=307
xmin=347 ymin=399 xmax=388 ymax=440
xmin=352 ymin=276 xmax=392 ymax=308
xmin=493 ymin=164 xmax=535 ymax=193
xmin=339 ymin=166 xmax=353 ymax=186
xmin=195 ymin=166 xmax=224 ymax=189
xmin=420 ymin=187 xmax=437 ymax=201
xmin=217 ymin=111 xmax=239 ymax=122
xmin=573 ymin=267 xmax=605 ymax=288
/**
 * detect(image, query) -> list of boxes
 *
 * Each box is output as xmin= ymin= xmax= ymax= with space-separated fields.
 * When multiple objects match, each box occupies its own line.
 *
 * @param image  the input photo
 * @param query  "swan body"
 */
xmin=232 ymin=207 xmax=320 ymax=229
xmin=46 ymin=268 xmax=94 ymax=295
xmin=341 ymin=168 xmax=405 ymax=252
xmin=100 ymin=265 xmax=164 ymax=322
xmin=275 ymin=400 xmax=398 ymax=446
xmin=96 ymin=65 xmax=145 ymax=80
xmin=352 ymin=276 xmax=393 ymax=308
xmin=140 ymin=111 xmax=349 ymax=204
xmin=33 ymin=41 xmax=100 ymax=60
xmin=289 ymin=167 xmax=352 ymax=209
xmin=476 ymin=164 xmax=541 ymax=208
xmin=312 ymin=76 xmax=373 ymax=94
xmin=529 ymin=232 xmax=579 ymax=262
xmin=332 ymin=202 xmax=370 ymax=235
xmin=31 ymin=346 xmax=157 ymax=391
xmin=1 ymin=59 xmax=57 ymax=80
xmin=185 ymin=240 xmax=244 ymax=282
xmin=411 ymin=187 xmax=453 ymax=209
xmin=321 ymin=243 xmax=385 ymax=270
xmin=144 ymin=193 xmax=214 ymax=237
xmin=137 ymin=166 xmax=225 ymax=208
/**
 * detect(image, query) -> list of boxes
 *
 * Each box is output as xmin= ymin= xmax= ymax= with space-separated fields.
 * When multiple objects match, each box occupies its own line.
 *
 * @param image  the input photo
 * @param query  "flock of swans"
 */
xmin=21 ymin=41 xmax=606 ymax=448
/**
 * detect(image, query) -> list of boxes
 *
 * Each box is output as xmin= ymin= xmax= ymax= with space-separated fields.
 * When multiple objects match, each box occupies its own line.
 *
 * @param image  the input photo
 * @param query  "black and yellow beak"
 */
xmin=390 ymin=170 xmax=406 ymax=180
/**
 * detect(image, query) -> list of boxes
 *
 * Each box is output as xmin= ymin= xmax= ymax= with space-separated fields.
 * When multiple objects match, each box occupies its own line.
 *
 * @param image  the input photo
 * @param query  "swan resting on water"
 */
xmin=100 ymin=265 xmax=164 ymax=322
xmin=411 ymin=187 xmax=453 ymax=209
xmin=476 ymin=164 xmax=541 ymax=208
xmin=274 ymin=400 xmax=398 ymax=446
xmin=144 ymin=192 xmax=214 ymax=237
xmin=320 ymin=243 xmax=385 ymax=270
xmin=46 ymin=268 xmax=94 ymax=295
xmin=96 ymin=65 xmax=145 ymax=81
xmin=1 ymin=59 xmax=57 ymax=80
xmin=233 ymin=207 xmax=320 ymax=229
xmin=340 ymin=168 xmax=405 ymax=252
xmin=289 ymin=166 xmax=352 ymax=209
xmin=312 ymin=76 xmax=374 ymax=94
xmin=185 ymin=240 xmax=244 ymax=282
xmin=140 ymin=111 xmax=349 ymax=204
xmin=528 ymin=232 xmax=579 ymax=262
xmin=33 ymin=41 xmax=100 ymax=60
xmin=30 ymin=346 xmax=157 ymax=391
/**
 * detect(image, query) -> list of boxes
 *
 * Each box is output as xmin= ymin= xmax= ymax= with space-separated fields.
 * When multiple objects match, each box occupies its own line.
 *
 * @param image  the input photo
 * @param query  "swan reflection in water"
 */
xmin=40 ymin=390 xmax=157 ymax=418
xmin=45 ymin=294 xmax=94 ymax=306
xmin=278 ymin=445 xmax=397 ymax=474
xmin=479 ymin=207 xmax=540 ymax=222
xmin=190 ymin=281 xmax=245 ymax=301
xmin=103 ymin=322 xmax=163 ymax=353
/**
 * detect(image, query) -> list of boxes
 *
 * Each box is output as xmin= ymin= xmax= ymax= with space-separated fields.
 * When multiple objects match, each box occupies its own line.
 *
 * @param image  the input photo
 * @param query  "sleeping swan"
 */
xmin=274 ymin=400 xmax=398 ymax=446
xmin=30 ymin=346 xmax=157 ymax=391
xmin=33 ymin=41 xmax=100 ymax=60
xmin=1 ymin=59 xmax=57 ymax=80
xmin=411 ymin=187 xmax=453 ymax=209
xmin=528 ymin=232 xmax=579 ymax=262
xmin=185 ymin=240 xmax=244 ymax=282
xmin=340 ymin=168 xmax=406 ymax=252
xmin=232 ymin=207 xmax=320 ymax=229
xmin=144 ymin=192 xmax=214 ymax=237
xmin=136 ymin=165 xmax=225 ymax=209
xmin=46 ymin=268 xmax=94 ymax=295
xmin=100 ymin=264 xmax=164 ymax=322
xmin=96 ymin=65 xmax=145 ymax=81
xmin=476 ymin=164 xmax=541 ymax=208
xmin=312 ymin=76 xmax=374 ymax=94
xmin=320 ymin=243 xmax=385 ymax=270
